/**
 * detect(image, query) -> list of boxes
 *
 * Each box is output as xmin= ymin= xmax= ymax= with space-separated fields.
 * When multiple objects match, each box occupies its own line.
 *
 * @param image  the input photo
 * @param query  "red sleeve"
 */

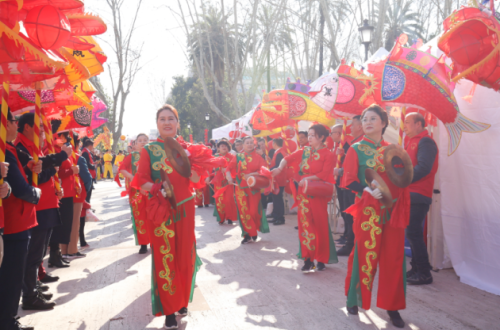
xmin=341 ymin=147 xmax=359 ymax=188
xmin=119 ymin=154 xmax=132 ymax=173
xmin=225 ymin=154 xmax=237 ymax=177
xmin=58 ymin=159 xmax=73 ymax=179
xmin=284 ymin=149 xmax=303 ymax=168
xmin=131 ymin=148 xmax=152 ymax=189
xmin=316 ymin=151 xmax=336 ymax=183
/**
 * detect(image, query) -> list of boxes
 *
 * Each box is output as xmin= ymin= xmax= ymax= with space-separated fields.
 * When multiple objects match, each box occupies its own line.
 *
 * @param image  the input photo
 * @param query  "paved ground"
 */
xmin=19 ymin=181 xmax=500 ymax=330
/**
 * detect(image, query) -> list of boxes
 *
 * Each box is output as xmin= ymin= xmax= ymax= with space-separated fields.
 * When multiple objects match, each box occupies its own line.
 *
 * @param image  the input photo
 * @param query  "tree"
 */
xmin=166 ymin=75 xmax=231 ymax=142
xmin=384 ymin=0 xmax=424 ymax=50
xmin=93 ymin=0 xmax=144 ymax=150
xmin=255 ymin=5 xmax=293 ymax=91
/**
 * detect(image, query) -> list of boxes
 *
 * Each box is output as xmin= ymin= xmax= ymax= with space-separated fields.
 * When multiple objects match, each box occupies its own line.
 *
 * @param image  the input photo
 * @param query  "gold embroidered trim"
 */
xmin=235 ymin=188 xmax=252 ymax=229
xmin=154 ymin=222 xmax=176 ymax=295
xmin=148 ymin=144 xmax=173 ymax=174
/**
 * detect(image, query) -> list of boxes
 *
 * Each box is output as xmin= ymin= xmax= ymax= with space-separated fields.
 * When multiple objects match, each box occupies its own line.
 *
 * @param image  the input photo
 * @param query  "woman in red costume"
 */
xmin=342 ymin=104 xmax=410 ymax=328
xmin=132 ymin=104 xmax=220 ymax=330
xmin=211 ymin=140 xmax=237 ymax=225
xmin=226 ymin=136 xmax=270 ymax=244
xmin=271 ymin=124 xmax=337 ymax=272
xmin=119 ymin=133 xmax=150 ymax=254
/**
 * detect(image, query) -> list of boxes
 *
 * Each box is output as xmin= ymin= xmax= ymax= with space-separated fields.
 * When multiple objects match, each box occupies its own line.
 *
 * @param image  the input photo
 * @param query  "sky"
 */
xmin=87 ymin=1 xmax=190 ymax=137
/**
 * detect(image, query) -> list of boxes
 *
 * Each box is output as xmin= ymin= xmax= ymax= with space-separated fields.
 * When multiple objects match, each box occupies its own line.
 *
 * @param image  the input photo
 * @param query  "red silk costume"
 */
xmin=284 ymin=146 xmax=337 ymax=264
xmin=195 ymin=185 xmax=210 ymax=207
xmin=132 ymin=137 xmax=207 ymax=317
xmin=212 ymin=153 xmax=237 ymax=224
xmin=342 ymin=137 xmax=410 ymax=311
xmin=120 ymin=153 xmax=149 ymax=246
xmin=226 ymin=150 xmax=270 ymax=237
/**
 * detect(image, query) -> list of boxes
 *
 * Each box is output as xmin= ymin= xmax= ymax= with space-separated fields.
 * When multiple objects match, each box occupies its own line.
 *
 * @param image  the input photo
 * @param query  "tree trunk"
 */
xmin=318 ymin=5 xmax=325 ymax=77
xmin=267 ymin=48 xmax=271 ymax=92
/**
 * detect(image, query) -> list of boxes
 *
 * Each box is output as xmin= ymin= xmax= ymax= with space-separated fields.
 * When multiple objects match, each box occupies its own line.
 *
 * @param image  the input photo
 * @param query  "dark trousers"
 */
xmin=80 ymin=187 xmax=92 ymax=247
xmin=22 ymin=227 xmax=50 ymax=301
xmin=342 ymin=188 xmax=356 ymax=248
xmin=0 ymin=234 xmax=30 ymax=330
xmin=261 ymin=194 xmax=269 ymax=211
xmin=406 ymin=203 xmax=431 ymax=272
xmin=271 ymin=187 xmax=285 ymax=221
xmin=50 ymin=197 xmax=74 ymax=245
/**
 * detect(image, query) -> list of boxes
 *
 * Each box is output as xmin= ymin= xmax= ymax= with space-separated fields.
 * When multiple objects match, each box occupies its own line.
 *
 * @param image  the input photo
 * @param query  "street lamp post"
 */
xmin=358 ymin=19 xmax=374 ymax=62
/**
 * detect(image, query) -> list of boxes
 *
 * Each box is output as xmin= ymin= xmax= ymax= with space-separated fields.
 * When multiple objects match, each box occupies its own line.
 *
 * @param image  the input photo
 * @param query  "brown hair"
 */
xmin=308 ymin=124 xmax=329 ymax=143
xmin=156 ymin=104 xmax=179 ymax=122
xmin=136 ymin=133 xmax=149 ymax=140
xmin=362 ymin=104 xmax=389 ymax=135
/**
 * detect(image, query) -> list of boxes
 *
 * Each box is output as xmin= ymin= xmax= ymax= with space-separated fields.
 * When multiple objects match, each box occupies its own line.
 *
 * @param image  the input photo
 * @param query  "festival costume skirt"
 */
xmin=148 ymin=197 xmax=202 ymax=316
xmin=129 ymin=189 xmax=149 ymax=246
xmin=234 ymin=186 xmax=270 ymax=237
xmin=213 ymin=184 xmax=237 ymax=223
xmin=296 ymin=193 xmax=338 ymax=264
xmin=345 ymin=206 xmax=406 ymax=311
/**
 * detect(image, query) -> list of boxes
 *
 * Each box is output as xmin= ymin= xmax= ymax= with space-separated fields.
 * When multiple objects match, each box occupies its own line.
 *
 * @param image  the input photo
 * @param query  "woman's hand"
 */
xmin=71 ymin=165 xmax=80 ymax=174
xmin=271 ymin=168 xmax=281 ymax=177
xmin=299 ymin=178 xmax=307 ymax=187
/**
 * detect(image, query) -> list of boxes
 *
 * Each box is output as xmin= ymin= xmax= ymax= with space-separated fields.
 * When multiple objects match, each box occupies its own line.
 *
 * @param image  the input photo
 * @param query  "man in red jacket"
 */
xmin=0 ymin=110 xmax=41 ymax=330
xmin=15 ymin=113 xmax=71 ymax=311
xmin=403 ymin=113 xmax=438 ymax=285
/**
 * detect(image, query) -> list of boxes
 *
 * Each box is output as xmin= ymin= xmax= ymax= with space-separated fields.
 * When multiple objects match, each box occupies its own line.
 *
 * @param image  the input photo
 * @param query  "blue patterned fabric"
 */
xmin=382 ymin=65 xmax=405 ymax=101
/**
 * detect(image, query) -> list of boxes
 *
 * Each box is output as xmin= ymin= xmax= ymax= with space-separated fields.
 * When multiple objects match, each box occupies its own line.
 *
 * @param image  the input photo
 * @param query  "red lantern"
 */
xmin=24 ymin=5 xmax=71 ymax=50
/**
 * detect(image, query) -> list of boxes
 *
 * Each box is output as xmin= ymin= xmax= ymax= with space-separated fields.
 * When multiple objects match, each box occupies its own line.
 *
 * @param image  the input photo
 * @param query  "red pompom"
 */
xmin=24 ymin=5 xmax=71 ymax=50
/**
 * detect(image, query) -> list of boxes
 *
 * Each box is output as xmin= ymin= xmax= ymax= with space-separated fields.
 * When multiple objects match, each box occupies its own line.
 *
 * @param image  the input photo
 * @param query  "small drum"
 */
xmin=246 ymin=175 xmax=270 ymax=191
xmin=303 ymin=180 xmax=334 ymax=198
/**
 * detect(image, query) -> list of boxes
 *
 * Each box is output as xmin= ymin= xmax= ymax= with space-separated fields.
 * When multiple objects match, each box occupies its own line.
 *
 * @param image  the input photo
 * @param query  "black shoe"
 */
xmin=267 ymin=218 xmax=276 ymax=223
xmin=316 ymin=262 xmax=326 ymax=271
xmin=164 ymin=313 xmax=178 ymax=329
xmin=37 ymin=289 xmax=53 ymax=301
xmin=228 ymin=220 xmax=233 ymax=225
xmin=301 ymin=259 xmax=315 ymax=273
xmin=406 ymin=267 xmax=418 ymax=279
xmin=347 ymin=305 xmax=358 ymax=315
xmin=241 ymin=235 xmax=252 ymax=244
xmin=177 ymin=307 xmax=188 ymax=316
xmin=22 ymin=295 xmax=56 ymax=310
xmin=12 ymin=317 xmax=34 ymax=330
xmin=37 ymin=281 xmax=49 ymax=291
xmin=273 ymin=219 xmax=285 ymax=225
xmin=294 ymin=226 xmax=298 ymax=230
xmin=204 ymin=205 xmax=210 ymax=207
xmin=40 ymin=274 xmax=59 ymax=283
xmin=218 ymin=221 xmax=225 ymax=225
xmin=336 ymin=245 xmax=353 ymax=256
xmin=139 ymin=245 xmax=148 ymax=254
xmin=251 ymin=235 xmax=258 ymax=242
xmin=407 ymin=271 xmax=433 ymax=285
xmin=48 ymin=257 xmax=69 ymax=268
xmin=387 ymin=310 xmax=405 ymax=328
